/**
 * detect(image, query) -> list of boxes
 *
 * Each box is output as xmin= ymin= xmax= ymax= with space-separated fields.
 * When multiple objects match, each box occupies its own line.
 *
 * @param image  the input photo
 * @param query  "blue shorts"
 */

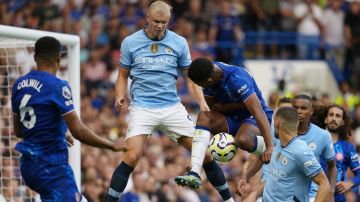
xmin=20 ymin=156 xmax=80 ymax=202
xmin=225 ymin=115 xmax=272 ymax=136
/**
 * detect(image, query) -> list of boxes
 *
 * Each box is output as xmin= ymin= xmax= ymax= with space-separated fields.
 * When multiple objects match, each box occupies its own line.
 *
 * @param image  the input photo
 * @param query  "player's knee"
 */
xmin=196 ymin=111 xmax=213 ymax=127
xmin=124 ymin=151 xmax=141 ymax=166
xmin=235 ymin=135 xmax=253 ymax=151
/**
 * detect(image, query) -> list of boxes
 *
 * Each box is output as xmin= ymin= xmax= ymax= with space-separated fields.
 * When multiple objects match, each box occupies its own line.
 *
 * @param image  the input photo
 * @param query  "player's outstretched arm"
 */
xmin=181 ymin=69 xmax=210 ymax=111
xmin=313 ymin=171 xmax=331 ymax=202
xmin=244 ymin=94 xmax=274 ymax=163
xmin=64 ymin=111 xmax=127 ymax=152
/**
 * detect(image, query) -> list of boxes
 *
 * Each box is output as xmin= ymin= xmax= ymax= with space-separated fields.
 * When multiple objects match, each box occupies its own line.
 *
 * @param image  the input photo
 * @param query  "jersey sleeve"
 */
xmin=298 ymin=146 xmax=323 ymax=178
xmin=54 ymin=81 xmax=75 ymax=116
xmin=347 ymin=143 xmax=360 ymax=186
xmin=178 ymin=37 xmax=191 ymax=68
xmin=119 ymin=37 xmax=132 ymax=68
xmin=322 ymin=131 xmax=336 ymax=161
xmin=231 ymin=75 xmax=255 ymax=102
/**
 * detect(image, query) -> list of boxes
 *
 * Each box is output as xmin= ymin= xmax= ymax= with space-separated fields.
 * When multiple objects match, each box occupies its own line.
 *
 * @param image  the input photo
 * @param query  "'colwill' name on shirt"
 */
xmin=17 ymin=79 xmax=43 ymax=92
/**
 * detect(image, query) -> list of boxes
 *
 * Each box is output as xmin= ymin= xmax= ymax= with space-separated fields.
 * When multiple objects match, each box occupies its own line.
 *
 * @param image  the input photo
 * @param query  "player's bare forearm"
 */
xmin=242 ymin=154 xmax=263 ymax=180
xmin=245 ymin=95 xmax=273 ymax=147
xmin=115 ymin=67 xmax=129 ymax=99
xmin=64 ymin=112 xmax=116 ymax=151
xmin=313 ymin=172 xmax=331 ymax=202
xmin=327 ymin=160 xmax=338 ymax=194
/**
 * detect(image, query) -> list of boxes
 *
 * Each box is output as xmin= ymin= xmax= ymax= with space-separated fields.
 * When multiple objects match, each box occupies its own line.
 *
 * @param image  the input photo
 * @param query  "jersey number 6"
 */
xmin=19 ymin=94 xmax=36 ymax=129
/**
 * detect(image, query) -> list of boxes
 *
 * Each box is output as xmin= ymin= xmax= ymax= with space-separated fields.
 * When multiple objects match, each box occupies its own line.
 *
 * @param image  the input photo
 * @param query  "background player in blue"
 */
xmin=108 ymin=2 xmax=235 ymax=202
xmin=175 ymin=57 xmax=274 ymax=189
xmin=292 ymin=94 xmax=337 ymax=201
xmin=263 ymin=107 xmax=330 ymax=202
xmin=313 ymin=104 xmax=360 ymax=201
xmin=11 ymin=36 xmax=127 ymax=202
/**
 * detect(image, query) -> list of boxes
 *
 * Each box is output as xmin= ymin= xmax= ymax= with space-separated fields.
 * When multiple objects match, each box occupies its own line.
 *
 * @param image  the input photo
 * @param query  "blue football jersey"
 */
xmin=297 ymin=123 xmax=336 ymax=198
xmin=11 ymin=70 xmax=74 ymax=164
xmin=203 ymin=62 xmax=273 ymax=122
xmin=333 ymin=140 xmax=360 ymax=202
xmin=263 ymin=138 xmax=323 ymax=202
xmin=120 ymin=29 xmax=191 ymax=108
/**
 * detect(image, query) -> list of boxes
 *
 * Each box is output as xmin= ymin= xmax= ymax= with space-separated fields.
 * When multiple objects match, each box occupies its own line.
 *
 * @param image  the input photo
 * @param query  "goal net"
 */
xmin=0 ymin=25 xmax=81 ymax=201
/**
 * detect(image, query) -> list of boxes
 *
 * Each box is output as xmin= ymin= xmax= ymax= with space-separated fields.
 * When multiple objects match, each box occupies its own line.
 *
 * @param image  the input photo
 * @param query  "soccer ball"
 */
xmin=208 ymin=132 xmax=238 ymax=163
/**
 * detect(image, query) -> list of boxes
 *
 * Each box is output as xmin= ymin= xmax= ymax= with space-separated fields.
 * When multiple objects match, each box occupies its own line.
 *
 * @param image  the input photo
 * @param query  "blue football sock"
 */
xmin=203 ymin=160 xmax=232 ymax=200
xmin=108 ymin=161 xmax=134 ymax=202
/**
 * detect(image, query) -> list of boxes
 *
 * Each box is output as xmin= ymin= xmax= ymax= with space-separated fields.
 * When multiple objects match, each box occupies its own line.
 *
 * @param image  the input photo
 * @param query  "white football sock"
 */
xmin=191 ymin=127 xmax=211 ymax=175
xmin=225 ymin=198 xmax=235 ymax=202
xmin=251 ymin=136 xmax=266 ymax=156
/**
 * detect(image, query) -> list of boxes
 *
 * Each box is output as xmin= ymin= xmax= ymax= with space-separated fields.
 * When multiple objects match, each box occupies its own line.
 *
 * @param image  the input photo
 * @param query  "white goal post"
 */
xmin=0 ymin=25 xmax=81 ymax=194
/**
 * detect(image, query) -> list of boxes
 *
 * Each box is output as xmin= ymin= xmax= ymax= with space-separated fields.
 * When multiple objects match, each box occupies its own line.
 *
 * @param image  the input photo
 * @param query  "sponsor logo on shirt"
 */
xmin=304 ymin=157 xmax=317 ymax=167
xmin=351 ymin=154 xmax=359 ymax=162
xmin=237 ymin=84 xmax=248 ymax=95
xmin=270 ymin=166 xmax=287 ymax=178
xmin=62 ymin=86 xmax=72 ymax=100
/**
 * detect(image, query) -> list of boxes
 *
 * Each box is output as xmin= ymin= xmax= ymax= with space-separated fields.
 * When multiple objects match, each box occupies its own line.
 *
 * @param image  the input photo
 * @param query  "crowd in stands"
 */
xmin=1 ymin=0 xmax=360 ymax=201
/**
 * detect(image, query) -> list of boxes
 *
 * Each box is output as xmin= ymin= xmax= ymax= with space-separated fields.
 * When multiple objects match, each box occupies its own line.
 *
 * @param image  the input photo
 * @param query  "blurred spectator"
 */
xmin=294 ymin=0 xmax=324 ymax=59
xmin=335 ymin=81 xmax=360 ymax=112
xmin=209 ymin=1 xmax=242 ymax=63
xmin=192 ymin=28 xmax=216 ymax=60
xmin=184 ymin=0 xmax=209 ymax=32
xmin=344 ymin=0 xmax=360 ymax=89
xmin=279 ymin=0 xmax=298 ymax=58
xmin=322 ymin=0 xmax=345 ymax=70
xmin=82 ymin=49 xmax=108 ymax=94
xmin=251 ymin=0 xmax=281 ymax=58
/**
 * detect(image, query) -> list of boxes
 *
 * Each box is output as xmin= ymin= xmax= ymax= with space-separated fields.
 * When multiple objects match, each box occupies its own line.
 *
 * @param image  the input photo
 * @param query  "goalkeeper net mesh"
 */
xmin=0 ymin=36 xmax=68 ymax=201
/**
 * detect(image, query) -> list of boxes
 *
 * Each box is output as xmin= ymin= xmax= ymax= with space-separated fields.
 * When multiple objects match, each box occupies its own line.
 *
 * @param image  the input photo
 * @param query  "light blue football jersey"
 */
xmin=297 ymin=123 xmax=335 ymax=198
xmin=261 ymin=125 xmax=279 ymax=182
xmin=263 ymin=138 xmax=323 ymax=202
xmin=120 ymin=29 xmax=191 ymax=108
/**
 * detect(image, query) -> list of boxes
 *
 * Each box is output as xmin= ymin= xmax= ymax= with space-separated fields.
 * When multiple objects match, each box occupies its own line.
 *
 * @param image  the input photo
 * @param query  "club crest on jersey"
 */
xmin=336 ymin=153 xmax=343 ymax=161
xmin=62 ymin=86 xmax=72 ymax=99
xmin=281 ymin=156 xmax=288 ymax=165
xmin=308 ymin=142 xmax=316 ymax=150
xmin=165 ymin=47 xmax=173 ymax=54
xmin=151 ymin=44 xmax=158 ymax=53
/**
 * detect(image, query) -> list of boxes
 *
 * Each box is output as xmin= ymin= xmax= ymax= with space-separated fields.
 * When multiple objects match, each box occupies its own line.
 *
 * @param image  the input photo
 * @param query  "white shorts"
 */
xmin=126 ymin=103 xmax=195 ymax=142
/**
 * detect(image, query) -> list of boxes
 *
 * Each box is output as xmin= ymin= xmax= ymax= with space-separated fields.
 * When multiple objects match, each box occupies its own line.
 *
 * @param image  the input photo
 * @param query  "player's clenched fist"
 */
xmin=262 ymin=146 xmax=274 ymax=164
xmin=114 ymin=96 xmax=126 ymax=112
xmin=112 ymin=137 xmax=128 ymax=152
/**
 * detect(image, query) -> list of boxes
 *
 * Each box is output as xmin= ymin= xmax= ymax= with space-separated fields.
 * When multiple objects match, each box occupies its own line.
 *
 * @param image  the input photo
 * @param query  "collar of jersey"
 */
xmin=30 ymin=70 xmax=55 ymax=77
xmin=143 ymin=28 xmax=168 ymax=41
xmin=281 ymin=136 xmax=297 ymax=148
